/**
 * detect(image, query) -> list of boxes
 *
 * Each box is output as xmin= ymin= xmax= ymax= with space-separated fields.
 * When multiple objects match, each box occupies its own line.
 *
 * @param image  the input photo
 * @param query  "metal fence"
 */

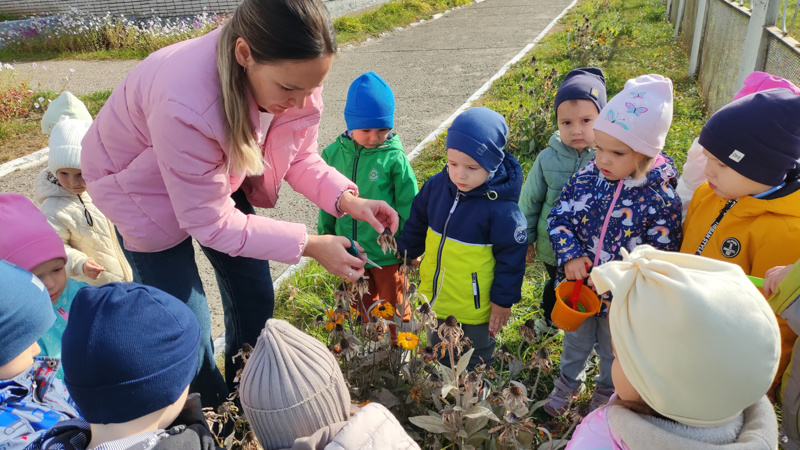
xmin=668 ymin=0 xmax=800 ymax=112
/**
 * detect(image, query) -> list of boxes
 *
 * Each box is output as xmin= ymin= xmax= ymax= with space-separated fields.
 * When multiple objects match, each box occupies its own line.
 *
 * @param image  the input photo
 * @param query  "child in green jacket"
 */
xmin=518 ymin=68 xmax=606 ymax=326
xmin=318 ymin=72 xmax=418 ymax=328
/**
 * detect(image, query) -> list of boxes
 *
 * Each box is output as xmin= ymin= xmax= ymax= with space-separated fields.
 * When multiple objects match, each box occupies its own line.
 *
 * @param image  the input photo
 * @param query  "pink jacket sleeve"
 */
xmin=283 ymin=124 xmax=358 ymax=216
xmin=147 ymin=100 xmax=309 ymax=264
xmin=567 ymin=407 xmax=628 ymax=450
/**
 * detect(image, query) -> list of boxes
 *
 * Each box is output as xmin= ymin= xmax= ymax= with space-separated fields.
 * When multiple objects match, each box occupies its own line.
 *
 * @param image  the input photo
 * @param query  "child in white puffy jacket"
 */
xmin=34 ymin=112 xmax=131 ymax=285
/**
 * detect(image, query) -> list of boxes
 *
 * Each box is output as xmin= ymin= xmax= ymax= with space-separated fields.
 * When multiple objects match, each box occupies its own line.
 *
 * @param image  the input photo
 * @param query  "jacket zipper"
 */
xmin=351 ymin=145 xmax=362 ymax=240
xmin=431 ymin=191 xmax=461 ymax=304
xmin=471 ymin=272 xmax=480 ymax=309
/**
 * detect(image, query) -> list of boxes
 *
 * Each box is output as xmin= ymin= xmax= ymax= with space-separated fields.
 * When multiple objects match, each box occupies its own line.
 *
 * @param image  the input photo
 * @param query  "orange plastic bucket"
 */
xmin=551 ymin=280 xmax=601 ymax=332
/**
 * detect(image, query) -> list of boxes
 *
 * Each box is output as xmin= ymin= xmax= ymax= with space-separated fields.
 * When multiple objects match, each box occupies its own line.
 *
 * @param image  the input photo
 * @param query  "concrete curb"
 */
xmin=0 ymin=148 xmax=48 ymax=179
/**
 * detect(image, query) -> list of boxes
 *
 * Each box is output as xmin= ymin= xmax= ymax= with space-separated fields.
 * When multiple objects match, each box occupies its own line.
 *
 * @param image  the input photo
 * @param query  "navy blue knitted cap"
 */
xmin=554 ymin=68 xmax=607 ymax=114
xmin=446 ymin=107 xmax=508 ymax=174
xmin=62 ymin=282 xmax=201 ymax=424
xmin=344 ymin=72 xmax=395 ymax=130
xmin=699 ymin=88 xmax=800 ymax=186
xmin=0 ymin=260 xmax=55 ymax=366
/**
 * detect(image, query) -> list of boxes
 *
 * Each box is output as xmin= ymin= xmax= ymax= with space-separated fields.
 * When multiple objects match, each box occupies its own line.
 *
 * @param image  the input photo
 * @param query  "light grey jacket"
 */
xmin=519 ymin=131 xmax=595 ymax=266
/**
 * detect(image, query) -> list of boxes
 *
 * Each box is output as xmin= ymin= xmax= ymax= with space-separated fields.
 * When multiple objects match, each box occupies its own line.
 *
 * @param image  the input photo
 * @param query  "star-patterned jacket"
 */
xmin=547 ymin=156 xmax=682 ymax=288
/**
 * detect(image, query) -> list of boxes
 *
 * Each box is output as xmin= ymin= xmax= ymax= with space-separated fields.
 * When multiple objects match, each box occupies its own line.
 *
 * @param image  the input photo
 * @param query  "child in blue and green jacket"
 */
xmin=318 ymin=72 xmax=418 ymax=323
xmin=519 ymin=68 xmax=607 ymax=326
xmin=398 ymin=107 xmax=527 ymax=368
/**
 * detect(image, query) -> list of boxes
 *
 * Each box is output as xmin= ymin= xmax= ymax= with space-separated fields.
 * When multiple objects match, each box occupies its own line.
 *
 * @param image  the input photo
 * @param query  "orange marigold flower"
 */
xmin=397 ymin=332 xmax=419 ymax=350
xmin=370 ymin=301 xmax=395 ymax=319
xmin=325 ymin=308 xmax=343 ymax=330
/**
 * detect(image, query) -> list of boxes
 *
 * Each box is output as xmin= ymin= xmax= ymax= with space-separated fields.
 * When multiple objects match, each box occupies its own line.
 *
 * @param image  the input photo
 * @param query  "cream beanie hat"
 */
xmin=48 ymin=117 xmax=91 ymax=175
xmin=591 ymin=245 xmax=779 ymax=427
xmin=240 ymin=319 xmax=351 ymax=449
xmin=593 ymin=74 xmax=673 ymax=157
xmin=41 ymin=91 xmax=92 ymax=135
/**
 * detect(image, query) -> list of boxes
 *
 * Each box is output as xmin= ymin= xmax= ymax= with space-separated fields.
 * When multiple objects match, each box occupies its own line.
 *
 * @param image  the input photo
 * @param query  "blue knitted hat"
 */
xmin=699 ymin=88 xmax=800 ymax=186
xmin=554 ymin=67 xmax=607 ymax=113
xmin=446 ymin=107 xmax=508 ymax=174
xmin=0 ymin=260 xmax=55 ymax=367
xmin=62 ymin=283 xmax=201 ymax=424
xmin=344 ymin=72 xmax=395 ymax=130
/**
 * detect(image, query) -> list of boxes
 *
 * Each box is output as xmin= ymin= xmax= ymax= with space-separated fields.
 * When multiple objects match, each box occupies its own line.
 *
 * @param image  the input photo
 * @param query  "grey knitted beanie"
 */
xmin=240 ymin=319 xmax=351 ymax=449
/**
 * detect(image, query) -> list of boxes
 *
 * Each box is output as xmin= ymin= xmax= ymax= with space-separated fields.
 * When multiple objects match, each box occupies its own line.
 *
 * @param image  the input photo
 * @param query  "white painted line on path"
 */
xmin=405 ymin=0 xmax=579 ymax=162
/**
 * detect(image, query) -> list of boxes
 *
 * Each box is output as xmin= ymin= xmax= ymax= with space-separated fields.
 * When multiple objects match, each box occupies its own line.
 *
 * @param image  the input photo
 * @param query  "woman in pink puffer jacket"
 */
xmin=81 ymin=0 xmax=398 ymax=408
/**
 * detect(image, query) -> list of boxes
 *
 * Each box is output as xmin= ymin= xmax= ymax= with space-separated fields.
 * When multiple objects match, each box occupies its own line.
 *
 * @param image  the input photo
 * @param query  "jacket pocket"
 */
xmin=472 ymin=272 xmax=480 ymax=309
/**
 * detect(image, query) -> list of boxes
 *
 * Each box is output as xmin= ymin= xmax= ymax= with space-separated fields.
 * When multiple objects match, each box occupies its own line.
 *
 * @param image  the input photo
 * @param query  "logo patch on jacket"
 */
xmin=369 ymin=168 xmax=379 ymax=181
xmin=721 ymin=237 xmax=741 ymax=258
xmin=514 ymin=226 xmax=527 ymax=244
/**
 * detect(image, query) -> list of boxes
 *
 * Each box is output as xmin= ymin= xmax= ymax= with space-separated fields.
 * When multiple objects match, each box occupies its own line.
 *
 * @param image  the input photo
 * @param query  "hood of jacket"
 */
xmin=34 ymin=168 xmax=77 ymax=203
xmin=610 ymin=396 xmax=777 ymax=449
xmin=440 ymin=150 xmax=523 ymax=202
xmin=549 ymin=130 xmax=596 ymax=160
xmin=289 ymin=403 xmax=420 ymax=450
xmin=335 ymin=131 xmax=404 ymax=155
xmin=726 ymin=168 xmax=800 ymax=220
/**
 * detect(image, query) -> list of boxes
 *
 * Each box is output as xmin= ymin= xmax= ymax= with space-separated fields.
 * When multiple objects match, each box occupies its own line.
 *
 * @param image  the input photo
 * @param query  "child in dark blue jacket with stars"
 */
xmin=545 ymin=74 xmax=682 ymax=416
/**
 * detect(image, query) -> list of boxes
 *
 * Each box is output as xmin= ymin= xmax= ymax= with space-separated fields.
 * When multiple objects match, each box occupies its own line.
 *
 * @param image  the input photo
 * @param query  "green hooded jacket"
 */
xmin=318 ymin=133 xmax=418 ymax=267
xmin=518 ymin=131 xmax=595 ymax=266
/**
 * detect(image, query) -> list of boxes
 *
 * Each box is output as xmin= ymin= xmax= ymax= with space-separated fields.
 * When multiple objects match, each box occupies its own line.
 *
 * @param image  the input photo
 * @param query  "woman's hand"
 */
xmin=303 ymin=235 xmax=366 ymax=282
xmin=564 ymin=256 xmax=592 ymax=281
xmin=339 ymin=191 xmax=399 ymax=234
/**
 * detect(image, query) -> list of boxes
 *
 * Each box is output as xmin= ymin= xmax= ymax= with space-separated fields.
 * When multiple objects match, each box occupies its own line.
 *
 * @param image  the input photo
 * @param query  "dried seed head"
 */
xmin=445 ymin=315 xmax=458 ymax=327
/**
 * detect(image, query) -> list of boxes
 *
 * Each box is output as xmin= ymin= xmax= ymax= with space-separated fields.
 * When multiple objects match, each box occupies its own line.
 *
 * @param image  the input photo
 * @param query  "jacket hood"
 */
xmin=34 ymin=168 xmax=75 ymax=203
xmin=336 ymin=132 xmax=403 ymax=154
xmin=548 ymin=131 xmax=595 ymax=158
xmin=587 ymin=153 xmax=678 ymax=190
xmin=440 ymin=150 xmax=523 ymax=202
xmin=729 ymin=168 xmax=800 ymax=219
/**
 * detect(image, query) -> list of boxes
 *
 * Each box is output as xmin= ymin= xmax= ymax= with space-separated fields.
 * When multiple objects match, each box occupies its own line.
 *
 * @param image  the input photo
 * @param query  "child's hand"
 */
xmin=564 ymin=256 xmax=592 ymax=280
xmin=489 ymin=303 xmax=511 ymax=336
xmin=83 ymin=259 xmax=106 ymax=280
xmin=764 ymin=264 xmax=794 ymax=297
xmin=526 ymin=244 xmax=536 ymax=264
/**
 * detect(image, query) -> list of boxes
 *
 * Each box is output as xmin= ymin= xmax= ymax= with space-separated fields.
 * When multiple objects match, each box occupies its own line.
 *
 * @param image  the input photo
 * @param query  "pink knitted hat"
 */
xmin=733 ymin=71 xmax=800 ymax=101
xmin=593 ymin=74 xmax=674 ymax=157
xmin=0 ymin=193 xmax=67 ymax=271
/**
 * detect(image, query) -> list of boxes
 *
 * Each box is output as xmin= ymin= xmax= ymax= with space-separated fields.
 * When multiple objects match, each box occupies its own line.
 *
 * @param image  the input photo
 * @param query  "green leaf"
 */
xmin=456 ymin=348 xmax=475 ymax=377
xmin=409 ymin=415 xmax=449 ymax=434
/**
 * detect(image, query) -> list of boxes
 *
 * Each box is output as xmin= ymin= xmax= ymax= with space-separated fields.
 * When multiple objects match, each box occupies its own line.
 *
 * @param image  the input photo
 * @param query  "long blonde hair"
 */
xmin=216 ymin=0 xmax=337 ymax=176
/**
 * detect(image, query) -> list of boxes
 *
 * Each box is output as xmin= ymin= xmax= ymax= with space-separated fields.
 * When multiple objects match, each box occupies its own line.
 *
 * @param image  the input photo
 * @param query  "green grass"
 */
xmin=778 ymin=0 xmax=800 ymax=39
xmin=334 ymin=0 xmax=472 ymax=44
xmin=0 ymin=13 xmax=22 ymax=22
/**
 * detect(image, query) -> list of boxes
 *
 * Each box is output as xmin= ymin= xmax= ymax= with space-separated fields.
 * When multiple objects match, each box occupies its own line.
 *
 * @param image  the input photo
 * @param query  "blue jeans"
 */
xmin=559 ymin=315 xmax=614 ymax=390
xmin=116 ymin=189 xmax=274 ymax=408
